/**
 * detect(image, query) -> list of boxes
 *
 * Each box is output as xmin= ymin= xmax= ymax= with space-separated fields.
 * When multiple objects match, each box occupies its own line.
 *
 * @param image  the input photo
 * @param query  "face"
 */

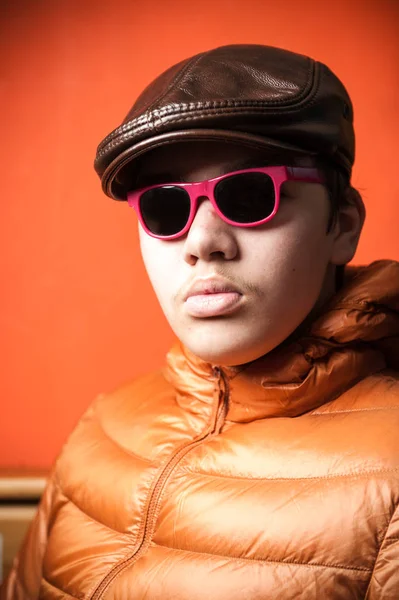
xmin=135 ymin=141 xmax=351 ymax=366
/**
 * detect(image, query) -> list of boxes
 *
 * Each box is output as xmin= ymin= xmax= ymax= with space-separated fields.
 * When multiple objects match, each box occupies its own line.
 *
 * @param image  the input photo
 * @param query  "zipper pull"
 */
xmin=212 ymin=366 xmax=229 ymax=434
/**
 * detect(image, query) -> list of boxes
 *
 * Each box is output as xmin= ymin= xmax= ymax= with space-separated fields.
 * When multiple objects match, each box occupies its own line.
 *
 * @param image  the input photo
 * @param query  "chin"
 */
xmin=187 ymin=347 xmax=240 ymax=366
xmin=171 ymin=312 xmax=303 ymax=367
xmin=181 ymin=333 xmax=274 ymax=367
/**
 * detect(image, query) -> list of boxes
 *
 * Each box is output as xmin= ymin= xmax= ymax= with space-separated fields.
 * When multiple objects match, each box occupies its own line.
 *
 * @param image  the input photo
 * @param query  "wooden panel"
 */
xmin=0 ymin=472 xmax=46 ymax=583
xmin=0 ymin=505 xmax=38 ymax=583
xmin=0 ymin=474 xmax=46 ymax=500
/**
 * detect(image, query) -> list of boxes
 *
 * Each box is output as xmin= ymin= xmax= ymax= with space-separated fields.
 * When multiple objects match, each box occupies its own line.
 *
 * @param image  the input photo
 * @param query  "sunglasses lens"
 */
xmin=214 ymin=173 xmax=276 ymax=223
xmin=140 ymin=186 xmax=191 ymax=236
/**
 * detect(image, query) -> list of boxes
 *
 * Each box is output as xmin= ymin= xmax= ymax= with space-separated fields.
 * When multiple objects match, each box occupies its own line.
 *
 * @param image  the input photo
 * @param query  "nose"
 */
xmin=182 ymin=197 xmax=239 ymax=265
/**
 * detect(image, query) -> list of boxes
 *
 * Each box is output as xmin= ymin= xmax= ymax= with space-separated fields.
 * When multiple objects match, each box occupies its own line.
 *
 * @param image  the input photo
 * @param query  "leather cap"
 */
xmin=94 ymin=44 xmax=355 ymax=200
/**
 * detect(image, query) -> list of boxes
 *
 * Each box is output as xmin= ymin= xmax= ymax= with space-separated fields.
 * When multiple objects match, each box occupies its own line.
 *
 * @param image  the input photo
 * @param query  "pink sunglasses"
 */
xmin=127 ymin=165 xmax=323 ymax=240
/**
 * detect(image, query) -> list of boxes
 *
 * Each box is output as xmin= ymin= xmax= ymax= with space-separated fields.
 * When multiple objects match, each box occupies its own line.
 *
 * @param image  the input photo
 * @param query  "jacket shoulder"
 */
xmin=53 ymin=368 xmax=174 ymax=483
xmin=316 ymin=369 xmax=399 ymax=413
xmin=58 ymin=368 xmax=174 ymax=461
xmin=92 ymin=368 xmax=173 ymax=422
xmin=308 ymin=369 xmax=399 ymax=474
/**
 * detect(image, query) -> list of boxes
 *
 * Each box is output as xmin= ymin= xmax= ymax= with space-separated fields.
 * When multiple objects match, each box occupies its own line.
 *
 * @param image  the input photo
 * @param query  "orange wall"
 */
xmin=1 ymin=0 xmax=398 ymax=469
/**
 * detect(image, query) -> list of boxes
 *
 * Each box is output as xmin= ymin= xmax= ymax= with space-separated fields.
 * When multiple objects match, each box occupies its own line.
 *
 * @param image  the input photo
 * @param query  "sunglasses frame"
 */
xmin=127 ymin=165 xmax=324 ymax=240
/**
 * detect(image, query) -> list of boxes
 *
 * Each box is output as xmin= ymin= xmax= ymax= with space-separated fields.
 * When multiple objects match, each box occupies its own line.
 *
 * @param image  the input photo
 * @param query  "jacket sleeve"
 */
xmin=0 ymin=472 xmax=63 ymax=600
xmin=365 ymin=503 xmax=399 ymax=599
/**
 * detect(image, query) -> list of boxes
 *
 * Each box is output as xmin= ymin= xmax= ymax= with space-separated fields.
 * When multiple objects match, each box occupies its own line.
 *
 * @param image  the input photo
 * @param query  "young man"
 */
xmin=2 ymin=44 xmax=399 ymax=599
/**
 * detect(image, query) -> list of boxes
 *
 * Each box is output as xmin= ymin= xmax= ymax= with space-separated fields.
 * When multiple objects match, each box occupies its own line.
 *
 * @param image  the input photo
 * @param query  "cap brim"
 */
xmin=100 ymin=128 xmax=313 ymax=200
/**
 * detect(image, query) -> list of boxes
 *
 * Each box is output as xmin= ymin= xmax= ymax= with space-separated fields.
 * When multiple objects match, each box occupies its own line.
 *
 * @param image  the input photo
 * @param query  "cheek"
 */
xmin=245 ymin=212 xmax=333 ymax=302
xmin=278 ymin=193 xmax=331 ymax=262
xmin=139 ymin=230 xmax=182 ymax=312
xmin=277 ymin=220 xmax=330 ymax=269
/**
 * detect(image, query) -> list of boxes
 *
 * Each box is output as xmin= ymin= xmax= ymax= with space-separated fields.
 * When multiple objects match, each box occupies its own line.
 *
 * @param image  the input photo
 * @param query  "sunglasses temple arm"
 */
xmin=287 ymin=166 xmax=323 ymax=182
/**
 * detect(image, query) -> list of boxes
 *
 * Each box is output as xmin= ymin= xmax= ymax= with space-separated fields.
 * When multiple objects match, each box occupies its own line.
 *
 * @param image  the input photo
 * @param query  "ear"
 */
xmin=330 ymin=187 xmax=366 ymax=265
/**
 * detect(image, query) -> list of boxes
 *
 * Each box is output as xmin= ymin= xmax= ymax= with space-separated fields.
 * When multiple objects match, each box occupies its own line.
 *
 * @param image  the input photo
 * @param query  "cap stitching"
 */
xmin=96 ymin=101 xmax=299 ymax=154
xmin=96 ymin=103 xmax=326 ymax=160
xmin=98 ymin=95 xmax=316 ymax=154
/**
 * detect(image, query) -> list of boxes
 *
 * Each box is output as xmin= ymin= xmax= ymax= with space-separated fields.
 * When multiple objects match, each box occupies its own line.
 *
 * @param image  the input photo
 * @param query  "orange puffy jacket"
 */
xmin=2 ymin=260 xmax=399 ymax=599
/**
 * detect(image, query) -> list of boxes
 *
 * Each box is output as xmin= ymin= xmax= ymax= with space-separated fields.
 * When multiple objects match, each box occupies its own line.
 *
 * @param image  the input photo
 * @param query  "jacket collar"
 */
xmin=164 ymin=261 xmax=399 ymax=423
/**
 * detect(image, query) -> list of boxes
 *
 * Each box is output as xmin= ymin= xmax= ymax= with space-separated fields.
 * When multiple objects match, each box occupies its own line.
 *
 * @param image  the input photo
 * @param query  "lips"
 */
xmin=183 ymin=277 xmax=243 ymax=318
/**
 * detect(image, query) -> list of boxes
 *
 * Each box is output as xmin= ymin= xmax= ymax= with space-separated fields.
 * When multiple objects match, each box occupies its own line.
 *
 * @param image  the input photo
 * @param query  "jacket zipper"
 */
xmin=90 ymin=367 xmax=229 ymax=599
xmin=212 ymin=367 xmax=229 ymax=434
